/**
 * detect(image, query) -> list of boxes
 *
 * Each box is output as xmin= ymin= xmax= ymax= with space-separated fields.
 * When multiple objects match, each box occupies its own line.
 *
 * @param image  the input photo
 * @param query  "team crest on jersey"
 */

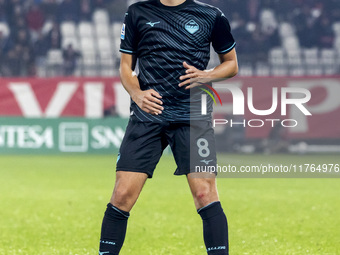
xmin=185 ymin=20 xmax=199 ymax=34
xmin=121 ymin=23 xmax=126 ymax=40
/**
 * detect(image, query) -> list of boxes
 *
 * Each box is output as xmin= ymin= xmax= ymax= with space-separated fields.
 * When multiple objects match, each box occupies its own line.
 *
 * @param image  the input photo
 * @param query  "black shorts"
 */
xmin=116 ymin=117 xmax=217 ymax=178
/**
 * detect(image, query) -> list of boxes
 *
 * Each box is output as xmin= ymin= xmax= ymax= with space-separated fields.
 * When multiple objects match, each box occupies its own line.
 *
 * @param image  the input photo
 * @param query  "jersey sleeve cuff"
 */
xmin=120 ymin=48 xmax=137 ymax=54
xmin=215 ymin=42 xmax=236 ymax=54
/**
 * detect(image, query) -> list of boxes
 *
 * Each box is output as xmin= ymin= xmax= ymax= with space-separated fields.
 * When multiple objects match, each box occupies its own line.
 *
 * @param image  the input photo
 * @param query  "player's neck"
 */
xmin=160 ymin=0 xmax=186 ymax=7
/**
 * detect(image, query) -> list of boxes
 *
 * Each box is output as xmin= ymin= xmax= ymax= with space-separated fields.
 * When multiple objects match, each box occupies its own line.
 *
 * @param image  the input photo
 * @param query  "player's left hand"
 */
xmin=178 ymin=62 xmax=211 ymax=89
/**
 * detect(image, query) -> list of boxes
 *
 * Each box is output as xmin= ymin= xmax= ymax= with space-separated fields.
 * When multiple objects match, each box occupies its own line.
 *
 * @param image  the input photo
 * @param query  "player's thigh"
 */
xmin=111 ymin=171 xmax=148 ymax=212
xmin=187 ymin=172 xmax=219 ymax=209
xmin=167 ymin=121 xmax=217 ymax=176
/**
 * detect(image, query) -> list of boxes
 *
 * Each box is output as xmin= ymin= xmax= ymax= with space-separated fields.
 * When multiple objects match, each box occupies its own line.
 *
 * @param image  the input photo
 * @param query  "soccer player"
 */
xmin=99 ymin=0 xmax=238 ymax=254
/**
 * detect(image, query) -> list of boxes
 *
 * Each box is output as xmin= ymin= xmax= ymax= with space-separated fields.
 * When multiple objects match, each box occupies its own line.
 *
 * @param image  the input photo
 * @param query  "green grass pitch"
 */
xmin=0 ymin=154 xmax=339 ymax=255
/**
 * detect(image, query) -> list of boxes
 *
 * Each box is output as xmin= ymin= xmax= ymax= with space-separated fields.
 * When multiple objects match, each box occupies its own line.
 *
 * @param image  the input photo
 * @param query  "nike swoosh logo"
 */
xmin=146 ymin=21 xmax=161 ymax=27
xmin=99 ymin=252 xmax=110 ymax=255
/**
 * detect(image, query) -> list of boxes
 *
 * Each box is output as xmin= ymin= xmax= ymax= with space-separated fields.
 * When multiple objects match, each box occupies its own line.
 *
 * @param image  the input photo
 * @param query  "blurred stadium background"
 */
xmin=0 ymin=0 xmax=339 ymax=77
xmin=1 ymin=1 xmax=340 ymax=255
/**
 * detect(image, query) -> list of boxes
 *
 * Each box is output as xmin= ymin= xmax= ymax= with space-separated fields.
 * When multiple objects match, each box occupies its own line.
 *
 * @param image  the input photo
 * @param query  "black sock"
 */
xmin=198 ymin=201 xmax=229 ymax=255
xmin=99 ymin=203 xmax=130 ymax=255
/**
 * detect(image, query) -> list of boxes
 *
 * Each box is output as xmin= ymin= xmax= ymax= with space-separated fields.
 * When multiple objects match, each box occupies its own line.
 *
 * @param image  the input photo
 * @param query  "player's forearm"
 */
xmin=179 ymin=49 xmax=238 ymax=89
xmin=120 ymin=64 xmax=163 ymax=115
xmin=207 ymin=50 xmax=239 ymax=81
xmin=120 ymin=66 xmax=142 ymax=101
xmin=208 ymin=59 xmax=238 ymax=81
xmin=119 ymin=53 xmax=143 ymax=101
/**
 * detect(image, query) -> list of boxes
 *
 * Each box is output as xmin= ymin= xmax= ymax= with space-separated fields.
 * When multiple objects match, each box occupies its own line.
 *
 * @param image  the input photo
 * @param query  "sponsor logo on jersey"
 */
xmin=121 ymin=23 xmax=126 ymax=40
xmin=185 ymin=20 xmax=199 ymax=34
xmin=146 ymin=21 xmax=161 ymax=27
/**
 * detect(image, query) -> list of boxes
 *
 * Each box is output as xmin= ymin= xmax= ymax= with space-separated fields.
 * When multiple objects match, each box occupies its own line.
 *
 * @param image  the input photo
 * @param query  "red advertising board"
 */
xmin=0 ymin=77 xmax=120 ymax=117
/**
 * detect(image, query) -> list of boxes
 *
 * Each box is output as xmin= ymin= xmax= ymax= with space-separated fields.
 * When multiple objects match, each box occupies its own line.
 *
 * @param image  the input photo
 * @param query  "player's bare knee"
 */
xmin=194 ymin=188 xmax=211 ymax=206
xmin=111 ymin=188 xmax=135 ymax=208
xmin=196 ymin=193 xmax=208 ymax=204
xmin=190 ymin=179 xmax=218 ymax=207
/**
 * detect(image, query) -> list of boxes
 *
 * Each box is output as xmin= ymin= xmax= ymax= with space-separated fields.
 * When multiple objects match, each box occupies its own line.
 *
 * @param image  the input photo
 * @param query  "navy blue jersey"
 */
xmin=120 ymin=0 xmax=235 ymax=122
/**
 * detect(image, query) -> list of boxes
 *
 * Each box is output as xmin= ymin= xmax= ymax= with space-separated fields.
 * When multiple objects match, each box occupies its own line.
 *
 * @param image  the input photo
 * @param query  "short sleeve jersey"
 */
xmin=120 ymin=0 xmax=235 ymax=122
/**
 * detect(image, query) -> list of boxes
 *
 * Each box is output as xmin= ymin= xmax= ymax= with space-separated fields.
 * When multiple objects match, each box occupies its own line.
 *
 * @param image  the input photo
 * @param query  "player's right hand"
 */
xmin=132 ymin=89 xmax=163 ymax=115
